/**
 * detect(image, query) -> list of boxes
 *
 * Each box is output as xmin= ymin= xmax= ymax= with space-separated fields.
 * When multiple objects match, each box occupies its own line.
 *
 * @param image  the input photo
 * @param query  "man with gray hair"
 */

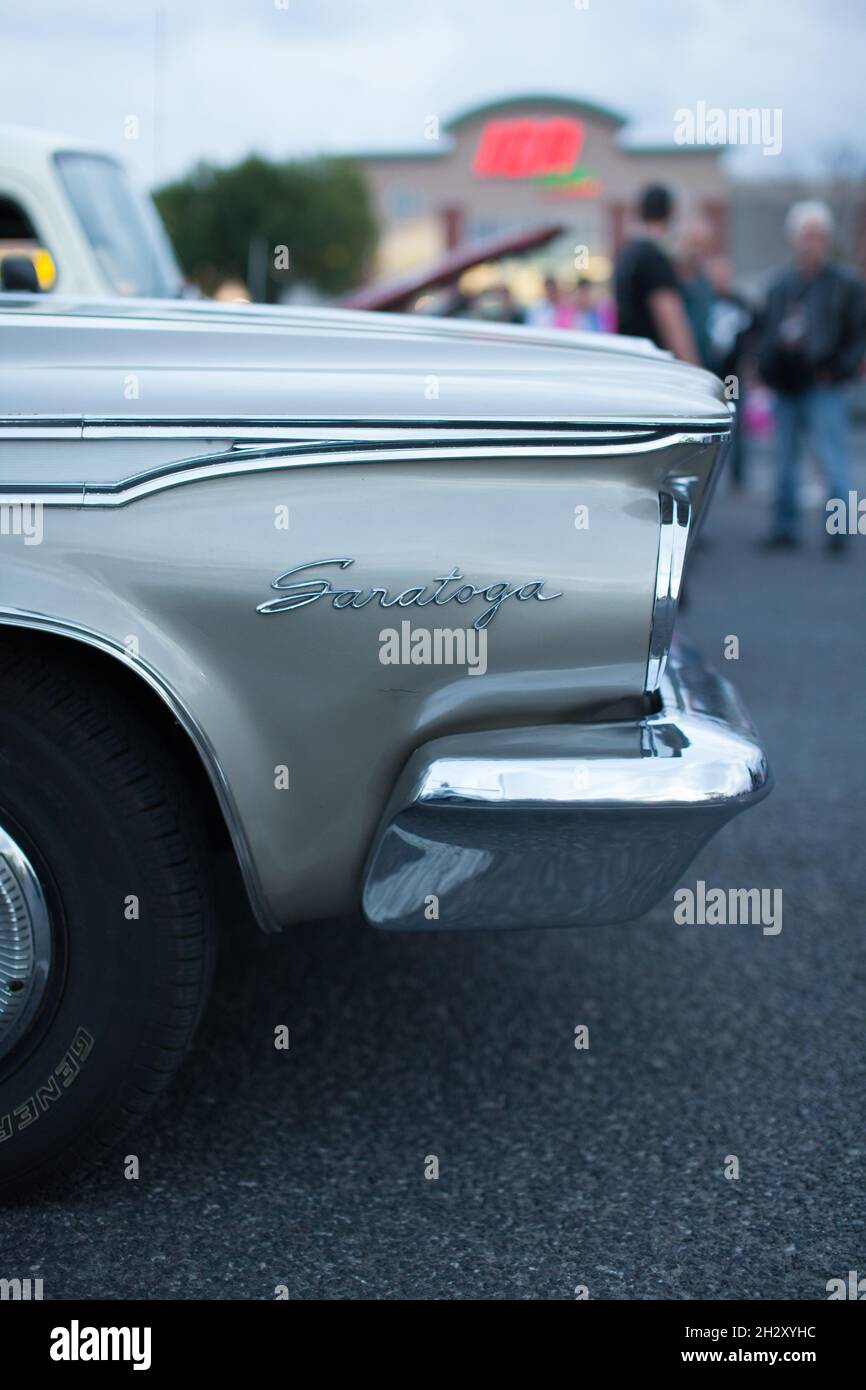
xmin=758 ymin=200 xmax=866 ymax=550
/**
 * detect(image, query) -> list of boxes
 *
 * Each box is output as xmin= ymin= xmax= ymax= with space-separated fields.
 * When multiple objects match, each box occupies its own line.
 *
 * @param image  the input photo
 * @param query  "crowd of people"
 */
xmin=526 ymin=275 xmax=615 ymax=333
xmin=517 ymin=184 xmax=866 ymax=554
xmin=614 ymin=184 xmax=866 ymax=552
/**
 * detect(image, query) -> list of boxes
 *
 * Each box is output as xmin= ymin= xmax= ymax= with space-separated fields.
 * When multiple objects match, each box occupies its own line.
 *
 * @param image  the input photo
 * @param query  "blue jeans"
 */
xmin=773 ymin=385 xmax=851 ymax=538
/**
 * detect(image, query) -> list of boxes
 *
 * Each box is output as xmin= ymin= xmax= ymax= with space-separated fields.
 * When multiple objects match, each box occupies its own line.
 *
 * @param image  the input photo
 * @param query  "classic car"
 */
xmin=0 ymin=295 xmax=770 ymax=1188
xmin=339 ymin=222 xmax=565 ymax=314
xmin=0 ymin=124 xmax=184 ymax=297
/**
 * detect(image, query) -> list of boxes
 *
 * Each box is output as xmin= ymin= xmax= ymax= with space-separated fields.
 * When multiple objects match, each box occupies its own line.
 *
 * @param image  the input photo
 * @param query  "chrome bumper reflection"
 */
xmin=361 ymin=643 xmax=771 ymax=931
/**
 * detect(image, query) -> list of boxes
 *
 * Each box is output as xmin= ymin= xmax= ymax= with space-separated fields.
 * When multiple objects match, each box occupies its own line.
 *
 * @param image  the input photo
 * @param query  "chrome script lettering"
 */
xmin=257 ymin=559 xmax=563 ymax=630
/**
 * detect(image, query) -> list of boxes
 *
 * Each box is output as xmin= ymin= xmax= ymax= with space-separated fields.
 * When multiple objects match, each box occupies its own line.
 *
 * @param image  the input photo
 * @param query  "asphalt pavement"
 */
xmin=4 ymin=431 xmax=865 ymax=1300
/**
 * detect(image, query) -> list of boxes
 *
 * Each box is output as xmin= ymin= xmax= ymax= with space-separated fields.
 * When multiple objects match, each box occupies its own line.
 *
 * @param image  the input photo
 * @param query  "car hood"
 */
xmin=0 ymin=295 xmax=731 ymax=427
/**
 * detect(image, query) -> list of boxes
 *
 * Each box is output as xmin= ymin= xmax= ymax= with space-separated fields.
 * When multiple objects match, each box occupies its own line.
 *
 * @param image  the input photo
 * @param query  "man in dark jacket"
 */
xmin=758 ymin=201 xmax=866 ymax=550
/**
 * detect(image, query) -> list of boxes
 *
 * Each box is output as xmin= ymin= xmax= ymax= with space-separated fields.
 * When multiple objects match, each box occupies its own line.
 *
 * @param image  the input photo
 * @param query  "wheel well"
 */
xmin=0 ymin=624 xmax=253 ymax=918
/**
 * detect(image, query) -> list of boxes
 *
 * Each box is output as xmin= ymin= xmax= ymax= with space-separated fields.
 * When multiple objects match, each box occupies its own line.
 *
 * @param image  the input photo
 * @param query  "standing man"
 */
xmin=676 ymin=217 xmax=715 ymax=368
xmin=572 ymin=277 xmax=604 ymax=332
xmin=758 ymin=201 xmax=866 ymax=551
xmin=615 ymin=184 xmax=700 ymax=364
xmin=706 ymin=255 xmax=755 ymax=489
xmin=527 ymin=274 xmax=560 ymax=328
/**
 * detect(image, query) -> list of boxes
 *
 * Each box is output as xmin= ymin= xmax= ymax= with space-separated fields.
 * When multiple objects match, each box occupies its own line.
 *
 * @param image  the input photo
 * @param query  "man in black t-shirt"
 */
xmin=615 ymin=185 xmax=699 ymax=364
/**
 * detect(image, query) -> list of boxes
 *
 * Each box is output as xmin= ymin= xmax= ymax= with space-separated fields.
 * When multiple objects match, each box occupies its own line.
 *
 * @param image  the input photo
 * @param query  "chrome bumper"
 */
xmin=361 ymin=643 xmax=771 ymax=931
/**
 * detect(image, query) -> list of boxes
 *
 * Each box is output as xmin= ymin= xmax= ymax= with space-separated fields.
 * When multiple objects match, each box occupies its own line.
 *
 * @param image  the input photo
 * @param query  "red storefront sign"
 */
xmin=473 ymin=117 xmax=585 ymax=179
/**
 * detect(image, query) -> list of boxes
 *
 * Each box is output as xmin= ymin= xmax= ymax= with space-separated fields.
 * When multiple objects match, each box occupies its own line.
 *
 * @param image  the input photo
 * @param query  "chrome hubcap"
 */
xmin=0 ymin=825 xmax=53 ymax=1061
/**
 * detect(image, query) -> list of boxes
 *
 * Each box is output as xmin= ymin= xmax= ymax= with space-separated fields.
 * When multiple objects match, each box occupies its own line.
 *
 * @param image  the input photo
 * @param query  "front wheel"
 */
xmin=0 ymin=636 xmax=214 ymax=1193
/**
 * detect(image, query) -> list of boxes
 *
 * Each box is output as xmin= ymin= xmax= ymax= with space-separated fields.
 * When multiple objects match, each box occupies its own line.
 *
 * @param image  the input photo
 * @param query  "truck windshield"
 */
xmin=53 ymin=151 xmax=182 ymax=297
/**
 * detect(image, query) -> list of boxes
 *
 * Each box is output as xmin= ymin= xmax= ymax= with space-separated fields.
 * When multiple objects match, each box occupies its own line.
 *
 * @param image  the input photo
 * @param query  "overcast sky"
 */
xmin=3 ymin=0 xmax=865 ymax=189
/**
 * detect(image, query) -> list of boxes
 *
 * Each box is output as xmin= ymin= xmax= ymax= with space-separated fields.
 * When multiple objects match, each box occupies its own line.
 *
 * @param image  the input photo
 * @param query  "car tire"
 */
xmin=0 ymin=635 xmax=214 ymax=1193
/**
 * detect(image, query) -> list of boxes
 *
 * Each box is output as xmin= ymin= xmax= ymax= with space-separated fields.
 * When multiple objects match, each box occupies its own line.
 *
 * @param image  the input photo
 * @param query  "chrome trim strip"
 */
xmin=0 ymin=421 xmax=82 ymax=439
xmin=361 ymin=642 xmax=771 ymax=932
xmin=0 ymin=414 xmax=735 ymax=440
xmin=644 ymin=480 xmax=695 ymax=694
xmin=0 ymin=432 xmax=729 ymax=508
xmin=0 ymin=609 xmax=280 ymax=934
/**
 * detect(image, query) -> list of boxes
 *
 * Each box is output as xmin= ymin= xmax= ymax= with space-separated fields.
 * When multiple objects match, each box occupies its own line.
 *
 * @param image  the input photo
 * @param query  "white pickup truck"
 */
xmin=0 ymin=124 xmax=183 ymax=297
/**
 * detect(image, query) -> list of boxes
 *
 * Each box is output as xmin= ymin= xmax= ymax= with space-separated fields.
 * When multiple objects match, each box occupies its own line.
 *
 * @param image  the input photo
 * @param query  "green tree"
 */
xmin=154 ymin=155 xmax=377 ymax=300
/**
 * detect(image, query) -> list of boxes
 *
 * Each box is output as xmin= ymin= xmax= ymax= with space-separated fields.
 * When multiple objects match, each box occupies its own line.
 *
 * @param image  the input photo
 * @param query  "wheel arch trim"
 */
xmin=0 ymin=608 xmax=279 ymax=933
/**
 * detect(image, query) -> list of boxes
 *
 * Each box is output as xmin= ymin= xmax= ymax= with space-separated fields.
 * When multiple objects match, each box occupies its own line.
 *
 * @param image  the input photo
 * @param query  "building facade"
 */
xmin=351 ymin=94 xmax=729 ymax=284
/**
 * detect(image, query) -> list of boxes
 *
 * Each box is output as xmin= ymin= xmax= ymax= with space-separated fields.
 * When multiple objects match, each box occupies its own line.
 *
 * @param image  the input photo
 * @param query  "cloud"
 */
xmin=1 ymin=0 xmax=864 ymax=187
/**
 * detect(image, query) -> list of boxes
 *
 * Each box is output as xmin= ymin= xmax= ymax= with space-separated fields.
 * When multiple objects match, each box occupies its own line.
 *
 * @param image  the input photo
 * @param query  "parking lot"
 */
xmin=4 ymin=432 xmax=865 ymax=1300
